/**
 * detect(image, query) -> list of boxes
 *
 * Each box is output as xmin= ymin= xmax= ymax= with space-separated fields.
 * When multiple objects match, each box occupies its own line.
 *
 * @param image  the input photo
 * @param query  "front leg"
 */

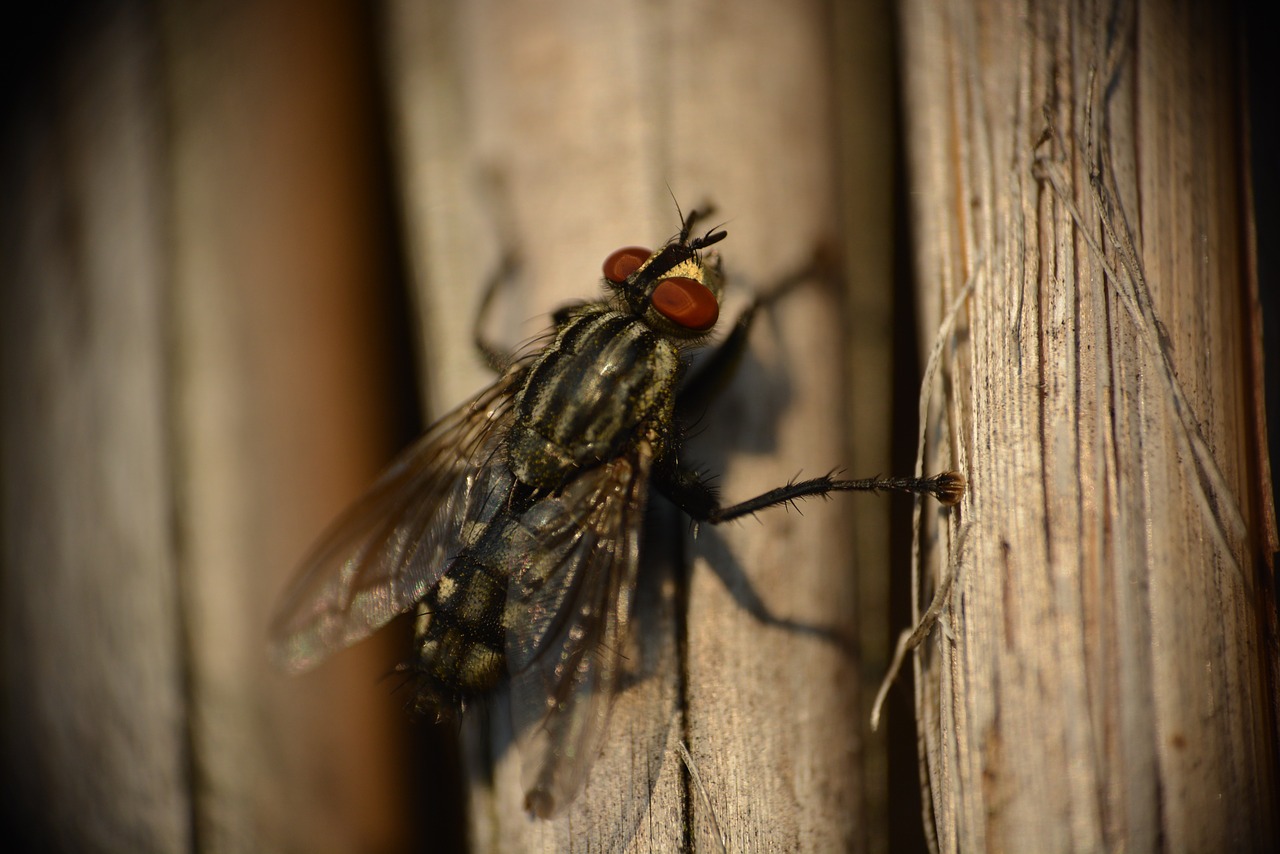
xmin=656 ymin=456 xmax=964 ymax=525
xmin=666 ymin=246 xmax=964 ymax=518
xmin=470 ymin=251 xmax=516 ymax=373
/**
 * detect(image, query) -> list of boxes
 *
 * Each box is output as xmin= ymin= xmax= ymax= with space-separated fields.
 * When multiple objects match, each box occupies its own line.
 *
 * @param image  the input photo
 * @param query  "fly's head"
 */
xmin=600 ymin=218 xmax=727 ymax=341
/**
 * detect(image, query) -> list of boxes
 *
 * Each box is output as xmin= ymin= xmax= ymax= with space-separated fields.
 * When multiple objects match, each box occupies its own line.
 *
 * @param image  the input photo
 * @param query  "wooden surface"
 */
xmin=11 ymin=1 xmax=1272 ymax=852
xmin=898 ymin=0 xmax=1278 ymax=851
xmin=0 ymin=5 xmax=189 ymax=851
xmin=162 ymin=1 xmax=422 ymax=851
xmin=380 ymin=0 xmax=917 ymax=850
xmin=3 ymin=2 xmax=432 ymax=852
xmin=0 ymin=2 xmax=909 ymax=851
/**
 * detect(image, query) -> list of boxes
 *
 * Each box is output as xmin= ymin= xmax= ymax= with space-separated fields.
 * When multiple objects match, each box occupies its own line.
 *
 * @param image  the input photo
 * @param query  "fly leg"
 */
xmin=657 ymin=463 xmax=965 ymax=524
xmin=666 ymin=247 xmax=965 ymax=517
xmin=473 ymin=252 xmax=523 ymax=373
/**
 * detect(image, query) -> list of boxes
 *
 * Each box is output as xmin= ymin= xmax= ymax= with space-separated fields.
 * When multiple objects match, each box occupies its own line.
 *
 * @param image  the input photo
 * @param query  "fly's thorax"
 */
xmin=507 ymin=307 xmax=681 ymax=491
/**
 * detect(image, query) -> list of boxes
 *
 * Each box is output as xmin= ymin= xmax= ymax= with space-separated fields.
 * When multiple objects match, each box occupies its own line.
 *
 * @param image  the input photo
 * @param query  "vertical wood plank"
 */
xmin=380 ymin=0 xmax=907 ymax=849
xmin=163 ymin=1 xmax=421 ymax=850
xmin=667 ymin=3 xmax=860 ymax=849
xmin=899 ymin=0 xmax=1277 ymax=850
xmin=0 ymin=5 xmax=190 ymax=851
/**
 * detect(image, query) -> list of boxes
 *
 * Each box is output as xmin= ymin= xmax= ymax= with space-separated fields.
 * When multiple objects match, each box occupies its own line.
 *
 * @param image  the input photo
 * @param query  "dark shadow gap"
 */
xmin=887 ymin=7 xmax=932 ymax=852
xmin=355 ymin=3 xmax=467 ymax=852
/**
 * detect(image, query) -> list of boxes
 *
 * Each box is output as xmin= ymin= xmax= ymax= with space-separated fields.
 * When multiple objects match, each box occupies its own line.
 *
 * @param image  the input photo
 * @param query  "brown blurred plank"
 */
xmin=162 ymin=0 xmax=419 ymax=851
xmin=898 ymin=0 xmax=1278 ymax=850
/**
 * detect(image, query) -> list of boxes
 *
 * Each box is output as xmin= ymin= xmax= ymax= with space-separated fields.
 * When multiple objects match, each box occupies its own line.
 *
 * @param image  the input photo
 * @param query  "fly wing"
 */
xmin=500 ymin=441 xmax=653 ymax=818
xmin=269 ymin=370 xmax=522 ymax=673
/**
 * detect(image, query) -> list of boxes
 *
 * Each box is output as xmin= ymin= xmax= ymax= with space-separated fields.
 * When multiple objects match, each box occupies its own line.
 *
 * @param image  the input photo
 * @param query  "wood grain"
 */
xmin=2 ymin=0 xmax=920 ymax=850
xmin=17 ymin=1 xmax=1268 ymax=851
xmin=380 ymin=0 xmax=911 ymax=849
xmin=898 ymin=0 xmax=1278 ymax=851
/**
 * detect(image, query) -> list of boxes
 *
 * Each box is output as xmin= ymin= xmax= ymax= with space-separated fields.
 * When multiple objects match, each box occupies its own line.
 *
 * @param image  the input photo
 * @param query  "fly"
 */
xmin=269 ymin=206 xmax=965 ymax=818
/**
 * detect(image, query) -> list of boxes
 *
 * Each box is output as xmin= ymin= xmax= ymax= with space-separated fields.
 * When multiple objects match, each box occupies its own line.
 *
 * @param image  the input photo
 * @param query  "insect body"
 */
xmin=270 ymin=208 xmax=963 ymax=818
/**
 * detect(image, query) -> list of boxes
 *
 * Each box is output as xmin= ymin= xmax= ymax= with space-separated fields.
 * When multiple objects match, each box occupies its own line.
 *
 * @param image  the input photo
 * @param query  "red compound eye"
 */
xmin=602 ymin=247 xmax=652 ymax=284
xmin=651 ymin=277 xmax=719 ymax=331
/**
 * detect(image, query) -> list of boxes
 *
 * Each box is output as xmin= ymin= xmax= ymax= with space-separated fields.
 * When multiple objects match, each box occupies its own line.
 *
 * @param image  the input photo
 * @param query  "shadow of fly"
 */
xmin=270 ymin=206 xmax=964 ymax=818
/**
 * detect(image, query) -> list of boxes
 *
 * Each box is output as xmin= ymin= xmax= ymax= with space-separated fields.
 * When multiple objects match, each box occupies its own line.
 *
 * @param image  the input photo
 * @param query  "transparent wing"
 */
xmin=269 ymin=370 xmax=522 ymax=673
xmin=500 ymin=442 xmax=653 ymax=818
